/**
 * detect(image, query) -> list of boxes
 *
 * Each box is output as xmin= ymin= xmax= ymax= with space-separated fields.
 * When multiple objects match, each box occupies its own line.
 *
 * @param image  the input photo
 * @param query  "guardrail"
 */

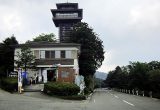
xmin=112 ymin=88 xmax=160 ymax=99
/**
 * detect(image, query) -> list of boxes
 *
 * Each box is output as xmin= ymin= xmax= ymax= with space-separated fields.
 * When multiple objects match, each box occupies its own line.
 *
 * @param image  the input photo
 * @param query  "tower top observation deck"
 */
xmin=51 ymin=3 xmax=83 ymax=43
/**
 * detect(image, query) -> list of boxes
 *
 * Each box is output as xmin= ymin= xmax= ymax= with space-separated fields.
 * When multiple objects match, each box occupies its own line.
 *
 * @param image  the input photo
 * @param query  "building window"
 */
xmin=45 ymin=51 xmax=50 ymax=58
xmin=61 ymin=71 xmax=69 ymax=78
xmin=40 ymin=51 xmax=45 ymax=59
xmin=61 ymin=50 xmax=65 ymax=58
xmin=56 ymin=13 xmax=78 ymax=18
xmin=51 ymin=51 xmax=55 ymax=58
xmin=34 ymin=50 xmax=39 ymax=59
xmin=40 ymin=50 xmax=71 ymax=59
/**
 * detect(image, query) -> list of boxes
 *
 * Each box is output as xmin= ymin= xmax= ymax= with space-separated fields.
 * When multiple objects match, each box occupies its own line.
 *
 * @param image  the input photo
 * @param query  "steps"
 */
xmin=23 ymin=84 xmax=44 ymax=92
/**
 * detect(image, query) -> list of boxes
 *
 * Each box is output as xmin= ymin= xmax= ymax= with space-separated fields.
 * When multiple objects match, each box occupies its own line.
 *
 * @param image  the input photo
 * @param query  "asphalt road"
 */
xmin=0 ymin=89 xmax=160 ymax=110
xmin=88 ymin=89 xmax=160 ymax=110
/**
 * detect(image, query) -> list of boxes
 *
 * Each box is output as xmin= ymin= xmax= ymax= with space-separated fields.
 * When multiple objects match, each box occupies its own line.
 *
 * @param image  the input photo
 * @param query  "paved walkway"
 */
xmin=23 ymin=84 xmax=44 ymax=92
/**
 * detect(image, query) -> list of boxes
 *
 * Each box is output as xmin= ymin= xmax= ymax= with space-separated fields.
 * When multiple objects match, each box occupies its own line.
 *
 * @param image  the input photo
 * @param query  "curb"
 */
xmin=86 ymin=91 xmax=95 ymax=100
xmin=23 ymin=89 xmax=42 ymax=92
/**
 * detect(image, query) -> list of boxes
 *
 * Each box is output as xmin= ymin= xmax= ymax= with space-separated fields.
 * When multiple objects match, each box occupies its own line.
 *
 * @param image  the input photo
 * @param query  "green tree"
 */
xmin=71 ymin=22 xmax=105 ymax=76
xmin=70 ymin=22 xmax=105 ymax=90
xmin=0 ymin=35 xmax=18 ymax=77
xmin=105 ymin=66 xmax=129 ymax=88
xmin=15 ymin=46 xmax=36 ymax=73
xmin=148 ymin=61 xmax=160 ymax=70
xmin=105 ymin=70 xmax=116 ymax=88
xmin=33 ymin=33 xmax=57 ymax=42
xmin=128 ymin=62 xmax=150 ymax=90
xmin=105 ymin=61 xmax=160 ymax=97
xmin=148 ymin=69 xmax=160 ymax=92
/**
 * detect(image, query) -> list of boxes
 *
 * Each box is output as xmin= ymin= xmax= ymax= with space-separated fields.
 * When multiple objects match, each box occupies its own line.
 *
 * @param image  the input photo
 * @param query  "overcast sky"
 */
xmin=0 ymin=0 xmax=160 ymax=73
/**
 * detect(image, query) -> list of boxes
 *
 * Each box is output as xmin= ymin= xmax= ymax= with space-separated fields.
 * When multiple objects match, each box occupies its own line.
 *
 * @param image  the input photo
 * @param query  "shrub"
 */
xmin=44 ymin=82 xmax=80 ymax=96
xmin=1 ymin=77 xmax=18 ymax=92
xmin=84 ymin=87 xmax=90 ymax=95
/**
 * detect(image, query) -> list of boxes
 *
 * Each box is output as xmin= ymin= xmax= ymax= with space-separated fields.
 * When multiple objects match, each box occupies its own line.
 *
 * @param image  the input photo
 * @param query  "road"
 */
xmin=0 ymin=89 xmax=160 ymax=110
xmin=88 ymin=89 xmax=160 ymax=110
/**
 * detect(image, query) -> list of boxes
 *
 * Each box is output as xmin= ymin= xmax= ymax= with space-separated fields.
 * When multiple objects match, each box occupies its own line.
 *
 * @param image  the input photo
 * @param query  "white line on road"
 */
xmin=114 ymin=95 xmax=119 ymax=98
xmin=123 ymin=100 xmax=135 ymax=106
xmin=94 ymin=99 xmax=96 ymax=103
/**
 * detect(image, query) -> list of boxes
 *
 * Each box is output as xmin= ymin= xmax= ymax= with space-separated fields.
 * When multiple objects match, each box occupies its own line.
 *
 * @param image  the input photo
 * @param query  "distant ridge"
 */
xmin=95 ymin=71 xmax=108 ymax=80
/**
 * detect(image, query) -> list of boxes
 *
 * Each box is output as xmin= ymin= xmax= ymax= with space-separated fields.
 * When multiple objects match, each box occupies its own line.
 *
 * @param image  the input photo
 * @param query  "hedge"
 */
xmin=44 ymin=82 xmax=80 ymax=96
xmin=1 ymin=77 xmax=18 ymax=92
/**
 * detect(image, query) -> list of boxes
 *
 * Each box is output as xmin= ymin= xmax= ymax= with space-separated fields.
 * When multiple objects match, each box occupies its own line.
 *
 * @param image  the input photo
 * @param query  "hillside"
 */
xmin=95 ymin=71 xmax=108 ymax=80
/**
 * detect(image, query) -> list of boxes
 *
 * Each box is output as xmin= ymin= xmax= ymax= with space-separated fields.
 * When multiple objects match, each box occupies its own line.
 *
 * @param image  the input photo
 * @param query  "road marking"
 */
xmin=94 ymin=99 xmax=96 ymax=103
xmin=114 ymin=95 xmax=119 ymax=98
xmin=123 ymin=100 xmax=135 ymax=106
xmin=110 ymin=93 xmax=113 ymax=95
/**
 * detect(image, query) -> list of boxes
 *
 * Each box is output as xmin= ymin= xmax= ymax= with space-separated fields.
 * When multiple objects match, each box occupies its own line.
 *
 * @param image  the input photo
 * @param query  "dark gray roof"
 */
xmin=56 ymin=3 xmax=78 ymax=9
xmin=14 ymin=42 xmax=80 ymax=49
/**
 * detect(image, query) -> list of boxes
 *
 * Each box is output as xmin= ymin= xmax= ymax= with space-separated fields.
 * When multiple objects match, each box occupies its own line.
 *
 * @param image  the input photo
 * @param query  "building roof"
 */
xmin=56 ymin=3 xmax=78 ymax=9
xmin=14 ymin=42 xmax=81 ymax=49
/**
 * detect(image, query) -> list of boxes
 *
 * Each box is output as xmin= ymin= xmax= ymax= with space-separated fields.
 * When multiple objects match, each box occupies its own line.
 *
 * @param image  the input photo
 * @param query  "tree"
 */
xmin=148 ymin=61 xmax=160 ymax=70
xmin=15 ymin=46 xmax=36 ymax=73
xmin=0 ymin=35 xmax=18 ymax=77
xmin=105 ymin=61 xmax=160 ymax=97
xmin=128 ymin=62 xmax=150 ymax=90
xmin=105 ymin=70 xmax=116 ymax=88
xmin=105 ymin=66 xmax=129 ymax=88
xmin=70 ymin=22 xmax=104 ymax=90
xmin=33 ymin=33 xmax=57 ymax=42
xmin=70 ymin=22 xmax=105 ymax=76
xmin=148 ymin=69 xmax=160 ymax=92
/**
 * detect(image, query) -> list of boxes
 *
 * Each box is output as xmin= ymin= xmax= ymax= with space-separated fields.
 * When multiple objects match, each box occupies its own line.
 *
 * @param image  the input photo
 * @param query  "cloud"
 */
xmin=0 ymin=0 xmax=58 ymax=43
xmin=0 ymin=0 xmax=160 ymax=73
xmin=2 ymin=12 xmax=22 ymax=32
xmin=98 ymin=50 xmax=117 ymax=73
xmin=128 ymin=1 xmax=160 ymax=29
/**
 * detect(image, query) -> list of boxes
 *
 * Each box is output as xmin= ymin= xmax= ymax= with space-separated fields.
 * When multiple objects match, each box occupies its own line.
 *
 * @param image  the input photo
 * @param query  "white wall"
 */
xmin=42 ymin=69 xmax=47 ymax=83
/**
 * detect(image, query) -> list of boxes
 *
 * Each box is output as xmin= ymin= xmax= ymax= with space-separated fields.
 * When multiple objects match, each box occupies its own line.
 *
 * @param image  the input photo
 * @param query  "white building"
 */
xmin=14 ymin=42 xmax=80 ymax=83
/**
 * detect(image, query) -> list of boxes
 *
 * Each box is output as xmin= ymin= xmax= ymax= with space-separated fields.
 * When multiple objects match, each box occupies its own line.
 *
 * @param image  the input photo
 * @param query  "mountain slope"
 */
xmin=95 ymin=71 xmax=108 ymax=80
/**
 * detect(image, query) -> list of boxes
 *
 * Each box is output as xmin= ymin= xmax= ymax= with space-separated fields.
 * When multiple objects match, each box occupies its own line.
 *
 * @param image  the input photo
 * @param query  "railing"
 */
xmin=112 ymin=88 xmax=160 ymax=99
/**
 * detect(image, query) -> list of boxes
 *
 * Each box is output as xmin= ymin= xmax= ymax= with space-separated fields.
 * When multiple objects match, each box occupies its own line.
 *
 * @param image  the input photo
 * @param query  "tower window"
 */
xmin=56 ymin=13 xmax=78 ymax=18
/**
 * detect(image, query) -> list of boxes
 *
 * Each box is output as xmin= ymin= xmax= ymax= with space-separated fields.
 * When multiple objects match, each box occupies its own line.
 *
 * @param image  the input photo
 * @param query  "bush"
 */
xmin=153 ymin=92 xmax=160 ymax=99
xmin=1 ymin=77 xmax=18 ymax=92
xmin=84 ymin=87 xmax=91 ymax=95
xmin=44 ymin=82 xmax=80 ymax=96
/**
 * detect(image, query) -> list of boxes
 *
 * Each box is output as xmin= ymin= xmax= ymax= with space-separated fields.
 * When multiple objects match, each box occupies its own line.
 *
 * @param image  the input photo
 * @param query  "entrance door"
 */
xmin=47 ymin=69 xmax=56 ymax=82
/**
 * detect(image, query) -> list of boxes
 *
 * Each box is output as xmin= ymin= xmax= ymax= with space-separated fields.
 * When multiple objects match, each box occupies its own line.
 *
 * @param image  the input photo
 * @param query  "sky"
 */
xmin=0 ymin=0 xmax=160 ymax=73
